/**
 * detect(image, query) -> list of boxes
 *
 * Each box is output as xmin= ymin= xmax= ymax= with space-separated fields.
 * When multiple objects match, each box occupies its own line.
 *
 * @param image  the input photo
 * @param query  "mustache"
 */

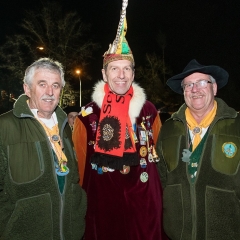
xmin=41 ymin=95 xmax=56 ymax=100
xmin=191 ymin=92 xmax=205 ymax=97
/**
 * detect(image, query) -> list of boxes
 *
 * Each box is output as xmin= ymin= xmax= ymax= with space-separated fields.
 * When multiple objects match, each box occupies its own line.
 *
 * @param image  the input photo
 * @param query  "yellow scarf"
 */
xmin=185 ymin=101 xmax=217 ymax=151
xmin=38 ymin=120 xmax=68 ymax=173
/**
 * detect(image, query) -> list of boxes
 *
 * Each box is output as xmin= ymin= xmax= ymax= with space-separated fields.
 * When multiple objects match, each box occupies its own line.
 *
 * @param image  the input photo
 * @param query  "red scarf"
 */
xmin=95 ymin=84 xmax=136 ymax=157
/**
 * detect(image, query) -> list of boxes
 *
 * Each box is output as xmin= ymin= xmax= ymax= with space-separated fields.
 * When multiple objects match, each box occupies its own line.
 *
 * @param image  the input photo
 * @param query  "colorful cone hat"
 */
xmin=103 ymin=0 xmax=134 ymax=67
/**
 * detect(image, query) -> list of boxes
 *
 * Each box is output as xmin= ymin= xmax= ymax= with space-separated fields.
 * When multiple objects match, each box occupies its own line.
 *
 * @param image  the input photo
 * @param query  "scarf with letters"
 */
xmin=94 ymin=83 xmax=136 ymax=157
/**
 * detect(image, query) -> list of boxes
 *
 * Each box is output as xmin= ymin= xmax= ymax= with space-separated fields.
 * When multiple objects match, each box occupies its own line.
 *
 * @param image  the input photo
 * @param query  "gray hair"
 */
xmin=23 ymin=58 xmax=65 ymax=87
xmin=209 ymin=75 xmax=216 ymax=83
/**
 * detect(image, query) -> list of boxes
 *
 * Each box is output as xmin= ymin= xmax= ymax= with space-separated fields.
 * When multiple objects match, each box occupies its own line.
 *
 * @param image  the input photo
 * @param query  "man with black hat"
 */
xmin=72 ymin=1 xmax=167 ymax=239
xmin=157 ymin=59 xmax=240 ymax=239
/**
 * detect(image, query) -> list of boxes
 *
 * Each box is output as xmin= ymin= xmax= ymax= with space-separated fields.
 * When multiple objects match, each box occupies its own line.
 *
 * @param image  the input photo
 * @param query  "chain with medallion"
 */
xmin=37 ymin=117 xmax=69 ymax=176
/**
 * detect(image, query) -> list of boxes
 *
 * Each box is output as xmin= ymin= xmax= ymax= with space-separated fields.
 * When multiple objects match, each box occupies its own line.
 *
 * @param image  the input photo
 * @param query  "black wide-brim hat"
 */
xmin=64 ymin=105 xmax=81 ymax=115
xmin=167 ymin=59 xmax=229 ymax=94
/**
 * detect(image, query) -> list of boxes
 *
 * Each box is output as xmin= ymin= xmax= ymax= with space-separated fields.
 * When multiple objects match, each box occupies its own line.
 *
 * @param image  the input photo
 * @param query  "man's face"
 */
xmin=68 ymin=112 xmax=78 ymax=127
xmin=24 ymin=69 xmax=62 ymax=119
xmin=1 ymin=90 xmax=7 ymax=98
xmin=102 ymin=59 xmax=134 ymax=95
xmin=183 ymin=72 xmax=217 ymax=115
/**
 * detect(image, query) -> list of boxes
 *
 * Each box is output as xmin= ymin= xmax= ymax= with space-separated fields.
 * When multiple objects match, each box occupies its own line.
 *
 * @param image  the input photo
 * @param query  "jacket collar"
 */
xmin=91 ymin=81 xmax=146 ymax=124
xmin=13 ymin=94 xmax=68 ymax=132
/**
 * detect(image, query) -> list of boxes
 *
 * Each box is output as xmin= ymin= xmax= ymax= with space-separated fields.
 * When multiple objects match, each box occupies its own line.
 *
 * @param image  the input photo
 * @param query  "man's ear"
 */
xmin=23 ymin=83 xmax=31 ymax=98
xmin=101 ymin=69 xmax=107 ymax=82
xmin=213 ymin=82 xmax=217 ymax=96
xmin=132 ymin=70 xmax=135 ymax=82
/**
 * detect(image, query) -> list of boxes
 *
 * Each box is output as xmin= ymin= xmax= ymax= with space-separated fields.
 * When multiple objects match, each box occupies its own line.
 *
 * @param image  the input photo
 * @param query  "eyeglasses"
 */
xmin=181 ymin=79 xmax=212 ymax=92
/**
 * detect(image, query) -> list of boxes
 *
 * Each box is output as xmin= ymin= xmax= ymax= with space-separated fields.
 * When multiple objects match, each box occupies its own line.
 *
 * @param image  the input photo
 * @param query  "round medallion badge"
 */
xmin=140 ymin=172 xmax=148 ymax=183
xmin=120 ymin=165 xmax=130 ymax=174
xmin=193 ymin=127 xmax=201 ymax=135
xmin=222 ymin=142 xmax=237 ymax=158
xmin=140 ymin=146 xmax=147 ymax=157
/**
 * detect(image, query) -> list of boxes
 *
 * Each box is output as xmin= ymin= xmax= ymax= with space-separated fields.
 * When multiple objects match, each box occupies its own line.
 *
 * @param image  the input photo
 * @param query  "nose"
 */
xmin=46 ymin=85 xmax=54 ymax=96
xmin=118 ymin=69 xmax=125 ymax=79
xmin=191 ymin=83 xmax=198 ymax=92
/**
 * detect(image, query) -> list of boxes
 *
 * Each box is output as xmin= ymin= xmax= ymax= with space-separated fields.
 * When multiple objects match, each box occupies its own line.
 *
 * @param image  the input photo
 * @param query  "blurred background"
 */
xmin=0 ymin=0 xmax=239 ymax=114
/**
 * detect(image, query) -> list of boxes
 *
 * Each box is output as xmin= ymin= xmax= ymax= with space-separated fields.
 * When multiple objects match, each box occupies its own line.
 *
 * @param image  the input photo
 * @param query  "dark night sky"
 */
xmin=1 ymin=0 xmax=240 ymax=109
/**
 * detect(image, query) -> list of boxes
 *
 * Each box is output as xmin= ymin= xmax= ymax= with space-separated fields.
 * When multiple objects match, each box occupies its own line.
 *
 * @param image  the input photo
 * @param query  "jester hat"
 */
xmin=103 ymin=0 xmax=134 ymax=68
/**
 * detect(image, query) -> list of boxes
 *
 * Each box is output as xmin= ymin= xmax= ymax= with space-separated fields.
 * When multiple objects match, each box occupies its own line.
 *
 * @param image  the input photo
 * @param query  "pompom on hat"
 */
xmin=166 ymin=59 xmax=229 ymax=94
xmin=103 ymin=0 xmax=134 ymax=68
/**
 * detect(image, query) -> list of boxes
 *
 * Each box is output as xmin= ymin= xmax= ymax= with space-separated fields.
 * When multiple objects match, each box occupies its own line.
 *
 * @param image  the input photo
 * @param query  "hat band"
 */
xmin=103 ymin=54 xmax=134 ymax=68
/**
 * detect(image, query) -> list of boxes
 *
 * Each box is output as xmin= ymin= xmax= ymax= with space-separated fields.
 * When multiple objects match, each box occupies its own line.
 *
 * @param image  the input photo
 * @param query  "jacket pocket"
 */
xmin=161 ymin=135 xmax=183 ymax=172
xmin=2 ymin=193 xmax=53 ymax=240
xmin=163 ymin=184 xmax=184 ymax=240
xmin=8 ymin=141 xmax=44 ymax=183
xmin=206 ymin=186 xmax=240 ymax=239
xmin=212 ymin=135 xmax=240 ymax=175
xmin=68 ymin=183 xmax=87 ymax=240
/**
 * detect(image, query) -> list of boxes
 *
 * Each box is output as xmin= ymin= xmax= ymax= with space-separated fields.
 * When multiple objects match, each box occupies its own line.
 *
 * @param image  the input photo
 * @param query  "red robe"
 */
xmin=73 ymin=82 xmax=167 ymax=240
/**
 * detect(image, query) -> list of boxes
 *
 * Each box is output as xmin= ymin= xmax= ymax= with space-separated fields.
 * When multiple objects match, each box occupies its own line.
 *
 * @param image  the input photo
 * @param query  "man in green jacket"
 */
xmin=0 ymin=58 xmax=86 ymax=240
xmin=157 ymin=59 xmax=240 ymax=240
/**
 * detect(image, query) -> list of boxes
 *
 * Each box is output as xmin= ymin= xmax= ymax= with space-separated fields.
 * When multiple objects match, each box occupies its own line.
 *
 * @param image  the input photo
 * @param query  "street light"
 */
xmin=36 ymin=46 xmax=45 ymax=58
xmin=75 ymin=69 xmax=81 ymax=107
xmin=37 ymin=46 xmax=44 ymax=50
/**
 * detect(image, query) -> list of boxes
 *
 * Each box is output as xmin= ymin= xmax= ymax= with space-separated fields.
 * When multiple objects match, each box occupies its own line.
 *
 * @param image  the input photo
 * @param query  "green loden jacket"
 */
xmin=157 ymin=98 xmax=240 ymax=240
xmin=0 ymin=94 xmax=87 ymax=240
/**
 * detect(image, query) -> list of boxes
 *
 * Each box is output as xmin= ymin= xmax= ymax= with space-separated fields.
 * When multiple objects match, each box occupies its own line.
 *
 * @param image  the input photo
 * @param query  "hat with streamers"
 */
xmin=103 ymin=0 xmax=134 ymax=67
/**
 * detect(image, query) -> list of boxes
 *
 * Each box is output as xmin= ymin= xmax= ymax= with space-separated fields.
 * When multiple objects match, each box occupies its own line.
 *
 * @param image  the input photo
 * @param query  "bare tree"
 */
xmin=136 ymin=53 xmax=182 ymax=112
xmin=0 ymin=1 xmax=99 ymax=107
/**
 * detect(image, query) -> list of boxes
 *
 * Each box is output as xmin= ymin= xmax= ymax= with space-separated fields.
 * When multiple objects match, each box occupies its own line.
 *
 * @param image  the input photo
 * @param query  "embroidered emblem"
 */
xmin=182 ymin=149 xmax=192 ymax=162
xmin=91 ymin=163 xmax=97 ymax=170
xmin=120 ymin=165 xmax=130 ymax=174
xmin=140 ymin=158 xmax=147 ymax=168
xmin=102 ymin=166 xmax=108 ymax=172
xmin=148 ymin=153 xmax=154 ymax=162
xmin=222 ymin=142 xmax=237 ymax=158
xmin=88 ymin=140 xmax=95 ymax=145
xmin=81 ymin=106 xmax=93 ymax=117
xmin=191 ymin=163 xmax=198 ymax=167
xmin=140 ymin=172 xmax=148 ymax=183
xmin=97 ymin=167 xmax=103 ymax=174
xmin=140 ymin=146 xmax=147 ymax=157
xmin=152 ymin=146 xmax=160 ymax=162
xmin=90 ymin=121 xmax=97 ymax=134
xmin=96 ymin=116 xmax=121 ymax=151
xmin=103 ymin=124 xmax=114 ymax=141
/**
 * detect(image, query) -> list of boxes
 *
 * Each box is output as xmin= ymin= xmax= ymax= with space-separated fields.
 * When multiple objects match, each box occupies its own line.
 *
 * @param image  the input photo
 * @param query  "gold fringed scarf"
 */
xmin=185 ymin=101 xmax=217 ymax=151
xmin=38 ymin=120 xmax=68 ymax=173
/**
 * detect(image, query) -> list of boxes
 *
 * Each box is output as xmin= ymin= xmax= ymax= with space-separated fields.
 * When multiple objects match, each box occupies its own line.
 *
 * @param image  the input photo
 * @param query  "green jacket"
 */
xmin=0 ymin=94 xmax=87 ymax=240
xmin=157 ymin=98 xmax=240 ymax=240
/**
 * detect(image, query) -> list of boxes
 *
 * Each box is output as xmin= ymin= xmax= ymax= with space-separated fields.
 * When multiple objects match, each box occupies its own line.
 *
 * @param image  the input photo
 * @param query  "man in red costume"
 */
xmin=73 ymin=1 xmax=167 ymax=239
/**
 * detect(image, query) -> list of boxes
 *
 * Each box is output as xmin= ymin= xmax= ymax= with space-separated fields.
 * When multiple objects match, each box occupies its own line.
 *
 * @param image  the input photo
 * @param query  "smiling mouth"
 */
xmin=42 ymin=99 xmax=54 ymax=102
xmin=115 ymin=81 xmax=126 ymax=85
xmin=192 ymin=95 xmax=203 ymax=99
